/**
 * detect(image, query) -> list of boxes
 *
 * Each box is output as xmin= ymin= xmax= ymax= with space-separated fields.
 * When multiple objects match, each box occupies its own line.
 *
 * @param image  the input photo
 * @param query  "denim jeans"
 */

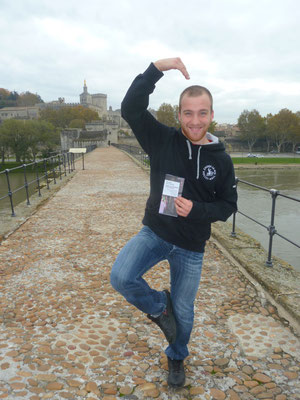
xmin=110 ymin=225 xmax=204 ymax=360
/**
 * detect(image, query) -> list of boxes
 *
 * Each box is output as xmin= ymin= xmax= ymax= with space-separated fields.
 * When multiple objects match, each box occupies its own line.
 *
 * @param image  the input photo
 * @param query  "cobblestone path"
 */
xmin=0 ymin=147 xmax=299 ymax=400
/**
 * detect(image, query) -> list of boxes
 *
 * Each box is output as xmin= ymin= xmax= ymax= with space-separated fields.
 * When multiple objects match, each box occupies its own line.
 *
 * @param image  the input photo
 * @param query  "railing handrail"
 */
xmin=113 ymin=143 xmax=299 ymax=268
xmin=0 ymin=145 xmax=96 ymax=216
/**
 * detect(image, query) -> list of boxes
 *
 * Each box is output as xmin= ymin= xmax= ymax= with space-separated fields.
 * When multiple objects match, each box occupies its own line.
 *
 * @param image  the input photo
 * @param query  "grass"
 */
xmin=231 ymin=157 xmax=300 ymax=164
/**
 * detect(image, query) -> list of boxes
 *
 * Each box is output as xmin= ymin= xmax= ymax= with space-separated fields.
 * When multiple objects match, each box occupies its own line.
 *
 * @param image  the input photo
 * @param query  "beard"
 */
xmin=180 ymin=125 xmax=209 ymax=145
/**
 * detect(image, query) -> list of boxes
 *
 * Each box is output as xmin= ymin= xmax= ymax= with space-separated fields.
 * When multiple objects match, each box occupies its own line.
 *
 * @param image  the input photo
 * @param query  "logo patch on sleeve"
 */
xmin=203 ymin=165 xmax=216 ymax=180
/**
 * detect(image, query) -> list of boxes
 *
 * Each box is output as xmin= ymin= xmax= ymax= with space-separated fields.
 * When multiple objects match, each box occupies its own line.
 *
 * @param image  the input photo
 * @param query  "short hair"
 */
xmin=179 ymin=85 xmax=213 ymax=112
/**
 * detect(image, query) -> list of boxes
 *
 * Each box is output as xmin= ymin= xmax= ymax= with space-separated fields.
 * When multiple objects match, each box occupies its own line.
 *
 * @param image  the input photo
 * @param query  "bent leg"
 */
xmin=110 ymin=226 xmax=171 ymax=315
xmin=165 ymin=248 xmax=204 ymax=360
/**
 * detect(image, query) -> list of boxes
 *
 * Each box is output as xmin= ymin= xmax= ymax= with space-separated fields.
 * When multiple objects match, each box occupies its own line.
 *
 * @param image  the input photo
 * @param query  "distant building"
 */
xmin=0 ymin=105 xmax=40 ymax=120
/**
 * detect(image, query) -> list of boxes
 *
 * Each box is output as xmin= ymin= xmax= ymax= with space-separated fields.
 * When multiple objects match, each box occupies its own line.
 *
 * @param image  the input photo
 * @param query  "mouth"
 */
xmin=189 ymin=127 xmax=203 ymax=134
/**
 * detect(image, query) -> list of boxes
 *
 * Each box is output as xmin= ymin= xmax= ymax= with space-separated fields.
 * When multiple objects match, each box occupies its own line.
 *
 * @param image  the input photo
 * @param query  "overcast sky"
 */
xmin=1 ymin=0 xmax=300 ymax=123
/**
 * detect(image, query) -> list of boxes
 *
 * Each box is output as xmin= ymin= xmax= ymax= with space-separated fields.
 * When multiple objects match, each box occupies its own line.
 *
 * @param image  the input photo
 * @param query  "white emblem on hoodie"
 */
xmin=203 ymin=165 xmax=216 ymax=180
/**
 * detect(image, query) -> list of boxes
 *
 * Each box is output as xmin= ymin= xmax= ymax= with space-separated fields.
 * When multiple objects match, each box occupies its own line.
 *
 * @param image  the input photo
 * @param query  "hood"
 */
xmin=181 ymin=131 xmax=225 ymax=179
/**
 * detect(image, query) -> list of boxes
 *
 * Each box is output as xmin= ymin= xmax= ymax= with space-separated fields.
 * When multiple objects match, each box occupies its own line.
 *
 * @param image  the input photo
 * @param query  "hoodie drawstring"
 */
xmin=186 ymin=140 xmax=192 ymax=160
xmin=196 ymin=146 xmax=202 ymax=179
xmin=186 ymin=140 xmax=202 ymax=179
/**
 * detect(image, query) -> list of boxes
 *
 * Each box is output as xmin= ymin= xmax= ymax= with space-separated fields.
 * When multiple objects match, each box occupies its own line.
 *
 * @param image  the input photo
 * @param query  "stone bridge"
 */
xmin=0 ymin=147 xmax=299 ymax=399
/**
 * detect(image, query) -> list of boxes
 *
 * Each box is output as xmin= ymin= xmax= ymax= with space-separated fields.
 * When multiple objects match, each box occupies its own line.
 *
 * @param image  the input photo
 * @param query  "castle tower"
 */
xmin=80 ymin=80 xmax=92 ymax=105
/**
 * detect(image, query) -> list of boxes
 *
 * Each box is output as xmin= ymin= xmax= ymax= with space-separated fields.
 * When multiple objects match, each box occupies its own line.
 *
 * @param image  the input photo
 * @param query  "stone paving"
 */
xmin=0 ymin=147 xmax=299 ymax=400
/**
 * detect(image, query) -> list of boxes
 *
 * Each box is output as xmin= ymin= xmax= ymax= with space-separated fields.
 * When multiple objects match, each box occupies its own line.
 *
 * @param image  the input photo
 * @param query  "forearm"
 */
xmin=187 ymin=198 xmax=237 ymax=223
xmin=121 ymin=63 xmax=163 ymax=122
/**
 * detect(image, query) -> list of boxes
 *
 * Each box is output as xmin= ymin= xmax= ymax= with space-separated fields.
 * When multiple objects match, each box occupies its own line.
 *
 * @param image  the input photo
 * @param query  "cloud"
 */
xmin=1 ymin=0 xmax=300 ymax=123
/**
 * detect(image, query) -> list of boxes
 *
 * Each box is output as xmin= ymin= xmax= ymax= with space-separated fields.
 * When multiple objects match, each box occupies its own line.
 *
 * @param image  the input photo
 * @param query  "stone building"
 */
xmin=0 ymin=106 xmax=40 ymax=120
xmin=79 ymin=80 xmax=107 ymax=118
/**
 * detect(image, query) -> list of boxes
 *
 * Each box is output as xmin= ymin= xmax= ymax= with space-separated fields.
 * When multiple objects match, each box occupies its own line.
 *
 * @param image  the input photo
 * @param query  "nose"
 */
xmin=191 ymin=114 xmax=200 ymax=125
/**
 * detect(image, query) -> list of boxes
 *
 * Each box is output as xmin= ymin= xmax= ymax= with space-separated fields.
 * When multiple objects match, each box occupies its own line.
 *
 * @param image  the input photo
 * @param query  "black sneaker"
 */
xmin=167 ymin=357 xmax=185 ymax=388
xmin=147 ymin=290 xmax=177 ymax=344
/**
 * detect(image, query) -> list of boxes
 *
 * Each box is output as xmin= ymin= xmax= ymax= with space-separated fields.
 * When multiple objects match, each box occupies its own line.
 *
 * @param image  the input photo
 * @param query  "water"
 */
xmin=0 ymin=171 xmax=40 ymax=212
xmin=230 ymin=168 xmax=300 ymax=272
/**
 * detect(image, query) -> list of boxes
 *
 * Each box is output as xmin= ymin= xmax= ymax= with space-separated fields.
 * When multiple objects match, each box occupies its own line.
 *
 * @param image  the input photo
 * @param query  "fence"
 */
xmin=112 ymin=143 xmax=149 ymax=167
xmin=0 ymin=146 xmax=96 ymax=217
xmin=114 ymin=144 xmax=300 ymax=267
xmin=231 ymin=178 xmax=300 ymax=267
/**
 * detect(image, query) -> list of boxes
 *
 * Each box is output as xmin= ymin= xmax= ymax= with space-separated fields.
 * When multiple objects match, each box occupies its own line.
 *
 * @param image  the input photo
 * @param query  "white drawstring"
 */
xmin=186 ymin=140 xmax=192 ymax=160
xmin=196 ymin=146 xmax=202 ymax=179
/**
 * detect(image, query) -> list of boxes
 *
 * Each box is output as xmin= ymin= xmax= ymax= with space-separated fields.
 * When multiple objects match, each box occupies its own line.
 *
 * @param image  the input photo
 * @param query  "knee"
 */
xmin=110 ymin=267 xmax=130 ymax=293
xmin=173 ymin=299 xmax=194 ymax=325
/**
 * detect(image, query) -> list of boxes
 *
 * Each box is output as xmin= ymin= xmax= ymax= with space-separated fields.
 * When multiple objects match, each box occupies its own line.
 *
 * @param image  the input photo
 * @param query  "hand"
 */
xmin=154 ymin=57 xmax=190 ymax=80
xmin=174 ymin=196 xmax=193 ymax=217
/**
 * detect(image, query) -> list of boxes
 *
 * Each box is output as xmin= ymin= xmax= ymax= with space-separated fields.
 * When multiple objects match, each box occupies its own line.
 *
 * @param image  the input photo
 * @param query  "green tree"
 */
xmin=157 ymin=103 xmax=180 ymax=128
xmin=208 ymin=120 xmax=217 ymax=134
xmin=69 ymin=119 xmax=86 ymax=129
xmin=17 ymin=91 xmax=43 ymax=106
xmin=0 ymin=126 xmax=9 ymax=163
xmin=266 ymin=109 xmax=297 ymax=153
xmin=0 ymin=120 xmax=31 ymax=162
xmin=0 ymin=119 xmax=58 ymax=162
xmin=39 ymin=105 xmax=100 ymax=128
xmin=238 ymin=109 xmax=265 ymax=152
xmin=287 ymin=112 xmax=300 ymax=152
xmin=0 ymin=89 xmax=19 ymax=108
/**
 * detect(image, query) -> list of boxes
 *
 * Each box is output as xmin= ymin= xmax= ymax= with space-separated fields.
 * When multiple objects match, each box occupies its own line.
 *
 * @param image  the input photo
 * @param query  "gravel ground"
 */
xmin=0 ymin=147 xmax=299 ymax=400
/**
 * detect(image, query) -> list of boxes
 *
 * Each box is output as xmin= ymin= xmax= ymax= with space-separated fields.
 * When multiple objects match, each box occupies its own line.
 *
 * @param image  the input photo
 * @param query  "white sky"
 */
xmin=1 ymin=0 xmax=300 ymax=123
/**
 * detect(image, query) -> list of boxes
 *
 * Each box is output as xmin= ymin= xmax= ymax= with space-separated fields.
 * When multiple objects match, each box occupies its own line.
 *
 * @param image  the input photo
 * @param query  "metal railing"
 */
xmin=113 ymin=144 xmax=299 ymax=267
xmin=112 ymin=143 xmax=149 ymax=167
xmin=231 ymin=178 xmax=300 ymax=267
xmin=0 ymin=149 xmax=90 ymax=217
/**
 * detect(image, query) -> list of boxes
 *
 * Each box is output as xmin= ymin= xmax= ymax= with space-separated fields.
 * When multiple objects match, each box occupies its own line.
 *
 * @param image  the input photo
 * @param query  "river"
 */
xmin=0 ymin=171 xmax=38 ymax=212
xmin=231 ymin=168 xmax=300 ymax=272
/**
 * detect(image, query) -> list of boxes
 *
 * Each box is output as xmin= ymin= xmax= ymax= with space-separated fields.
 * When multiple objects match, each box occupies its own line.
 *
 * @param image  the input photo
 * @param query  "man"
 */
xmin=110 ymin=58 xmax=237 ymax=388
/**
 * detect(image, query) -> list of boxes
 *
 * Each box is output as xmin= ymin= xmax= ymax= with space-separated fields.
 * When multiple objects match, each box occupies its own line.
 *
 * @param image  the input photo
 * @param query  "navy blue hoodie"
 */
xmin=121 ymin=63 xmax=237 ymax=252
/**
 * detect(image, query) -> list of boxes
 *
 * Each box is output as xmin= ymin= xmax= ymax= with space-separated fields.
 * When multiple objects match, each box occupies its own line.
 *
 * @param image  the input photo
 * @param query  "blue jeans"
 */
xmin=110 ymin=226 xmax=204 ymax=360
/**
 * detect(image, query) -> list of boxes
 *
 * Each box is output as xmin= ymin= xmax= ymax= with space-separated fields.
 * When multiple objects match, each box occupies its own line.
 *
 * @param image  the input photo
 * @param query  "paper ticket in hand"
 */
xmin=159 ymin=174 xmax=185 ymax=217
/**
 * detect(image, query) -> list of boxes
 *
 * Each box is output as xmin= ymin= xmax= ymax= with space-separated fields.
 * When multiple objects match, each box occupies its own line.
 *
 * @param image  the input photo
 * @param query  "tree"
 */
xmin=0 ymin=89 xmax=19 ymax=108
xmin=288 ymin=112 xmax=300 ymax=152
xmin=0 ymin=127 xmax=8 ymax=163
xmin=238 ymin=109 xmax=265 ymax=152
xmin=69 ymin=119 xmax=86 ymax=129
xmin=0 ymin=89 xmax=43 ymax=108
xmin=157 ymin=103 xmax=180 ymax=128
xmin=39 ymin=105 xmax=100 ymax=128
xmin=209 ymin=120 xmax=217 ymax=134
xmin=266 ymin=108 xmax=297 ymax=153
xmin=17 ymin=91 xmax=43 ymax=106
xmin=0 ymin=119 xmax=58 ymax=162
xmin=0 ymin=120 xmax=31 ymax=162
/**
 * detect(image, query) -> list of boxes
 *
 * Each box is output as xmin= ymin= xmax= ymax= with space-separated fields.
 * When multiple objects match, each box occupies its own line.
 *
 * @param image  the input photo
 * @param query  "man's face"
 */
xmin=178 ymin=94 xmax=214 ymax=145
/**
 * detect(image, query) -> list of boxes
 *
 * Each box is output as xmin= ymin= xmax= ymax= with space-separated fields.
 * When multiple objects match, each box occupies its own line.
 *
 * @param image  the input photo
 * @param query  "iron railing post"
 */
xmin=58 ymin=155 xmax=62 ymax=180
xmin=266 ymin=189 xmax=279 ymax=267
xmin=51 ymin=156 xmax=57 ymax=184
xmin=67 ymin=153 xmax=71 ymax=174
xmin=23 ymin=164 xmax=30 ymax=205
xmin=231 ymin=177 xmax=239 ymax=237
xmin=5 ymin=169 xmax=15 ymax=216
xmin=82 ymin=152 xmax=85 ymax=170
xmin=44 ymin=159 xmax=50 ymax=189
xmin=63 ymin=153 xmax=67 ymax=176
xmin=35 ymin=161 xmax=41 ymax=197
